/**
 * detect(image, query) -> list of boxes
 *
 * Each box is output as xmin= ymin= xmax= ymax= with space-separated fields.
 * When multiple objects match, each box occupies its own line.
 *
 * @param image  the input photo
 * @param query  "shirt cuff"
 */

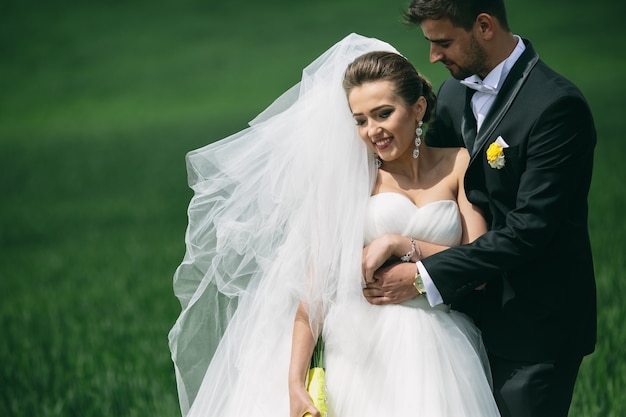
xmin=416 ymin=261 xmax=444 ymax=307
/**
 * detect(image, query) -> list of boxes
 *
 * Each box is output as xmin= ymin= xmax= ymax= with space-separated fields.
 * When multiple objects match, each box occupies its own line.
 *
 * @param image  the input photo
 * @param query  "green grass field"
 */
xmin=1 ymin=0 xmax=624 ymax=415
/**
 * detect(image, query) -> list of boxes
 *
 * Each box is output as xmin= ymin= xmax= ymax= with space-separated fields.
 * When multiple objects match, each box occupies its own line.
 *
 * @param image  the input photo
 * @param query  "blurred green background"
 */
xmin=1 ymin=0 xmax=624 ymax=416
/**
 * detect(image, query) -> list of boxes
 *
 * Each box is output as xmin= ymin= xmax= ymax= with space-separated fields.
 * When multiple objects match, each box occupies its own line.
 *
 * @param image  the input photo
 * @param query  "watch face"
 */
xmin=414 ymin=274 xmax=426 ymax=295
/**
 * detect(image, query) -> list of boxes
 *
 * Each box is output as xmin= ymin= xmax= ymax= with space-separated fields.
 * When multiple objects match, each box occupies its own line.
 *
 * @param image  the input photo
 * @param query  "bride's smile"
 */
xmin=373 ymin=136 xmax=392 ymax=149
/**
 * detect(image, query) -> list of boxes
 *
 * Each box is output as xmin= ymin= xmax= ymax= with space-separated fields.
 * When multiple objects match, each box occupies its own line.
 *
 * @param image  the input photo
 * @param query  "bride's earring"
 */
xmin=413 ymin=121 xmax=423 ymax=159
xmin=375 ymin=154 xmax=382 ymax=169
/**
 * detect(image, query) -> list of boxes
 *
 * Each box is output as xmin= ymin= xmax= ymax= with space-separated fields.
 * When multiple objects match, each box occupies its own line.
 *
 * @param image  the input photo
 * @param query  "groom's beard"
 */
xmin=447 ymin=34 xmax=489 ymax=80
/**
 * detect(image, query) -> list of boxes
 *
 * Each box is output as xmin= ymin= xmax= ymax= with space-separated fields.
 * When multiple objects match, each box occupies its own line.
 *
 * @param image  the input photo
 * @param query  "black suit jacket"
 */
xmin=423 ymin=40 xmax=597 ymax=362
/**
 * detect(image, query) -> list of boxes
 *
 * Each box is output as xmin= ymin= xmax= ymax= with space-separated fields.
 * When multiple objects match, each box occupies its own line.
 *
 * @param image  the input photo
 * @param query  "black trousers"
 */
xmin=489 ymin=354 xmax=583 ymax=417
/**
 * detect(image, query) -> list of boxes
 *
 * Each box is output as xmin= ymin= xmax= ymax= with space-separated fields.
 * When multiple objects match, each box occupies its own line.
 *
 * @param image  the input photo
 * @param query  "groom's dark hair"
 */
xmin=404 ymin=0 xmax=510 ymax=32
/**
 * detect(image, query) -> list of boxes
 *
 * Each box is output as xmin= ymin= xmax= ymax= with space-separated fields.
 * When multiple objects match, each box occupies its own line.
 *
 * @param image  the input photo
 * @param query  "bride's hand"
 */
xmin=362 ymin=234 xmax=399 ymax=284
xmin=289 ymin=385 xmax=320 ymax=417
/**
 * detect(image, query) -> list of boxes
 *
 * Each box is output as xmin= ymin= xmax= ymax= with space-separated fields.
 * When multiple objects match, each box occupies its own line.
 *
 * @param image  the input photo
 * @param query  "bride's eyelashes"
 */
xmin=353 ymin=108 xmax=395 ymax=126
xmin=378 ymin=108 xmax=394 ymax=119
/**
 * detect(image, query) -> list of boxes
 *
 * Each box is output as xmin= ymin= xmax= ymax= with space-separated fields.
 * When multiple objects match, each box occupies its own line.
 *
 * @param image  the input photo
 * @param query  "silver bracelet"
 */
xmin=400 ymin=237 xmax=416 ymax=262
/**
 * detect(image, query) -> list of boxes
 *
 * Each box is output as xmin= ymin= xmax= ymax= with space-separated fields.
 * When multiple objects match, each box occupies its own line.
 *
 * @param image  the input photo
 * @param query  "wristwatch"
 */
xmin=413 ymin=273 xmax=427 ymax=296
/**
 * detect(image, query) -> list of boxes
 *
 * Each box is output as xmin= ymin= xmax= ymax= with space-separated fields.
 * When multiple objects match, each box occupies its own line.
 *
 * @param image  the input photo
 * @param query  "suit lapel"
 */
xmin=470 ymin=41 xmax=540 ymax=163
xmin=461 ymin=89 xmax=477 ymax=153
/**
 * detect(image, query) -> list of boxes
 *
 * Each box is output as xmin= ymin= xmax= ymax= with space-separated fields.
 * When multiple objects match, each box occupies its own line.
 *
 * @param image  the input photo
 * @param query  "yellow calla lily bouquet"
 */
xmin=305 ymin=337 xmax=328 ymax=417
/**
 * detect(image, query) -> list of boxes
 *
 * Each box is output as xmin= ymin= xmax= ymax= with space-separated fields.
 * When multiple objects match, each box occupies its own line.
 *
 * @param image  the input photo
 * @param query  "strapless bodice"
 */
xmin=363 ymin=193 xmax=462 ymax=247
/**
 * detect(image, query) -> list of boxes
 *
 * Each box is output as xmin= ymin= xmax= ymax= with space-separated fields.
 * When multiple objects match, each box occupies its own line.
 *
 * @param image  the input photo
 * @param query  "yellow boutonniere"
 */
xmin=486 ymin=143 xmax=505 ymax=169
xmin=486 ymin=136 xmax=509 ymax=169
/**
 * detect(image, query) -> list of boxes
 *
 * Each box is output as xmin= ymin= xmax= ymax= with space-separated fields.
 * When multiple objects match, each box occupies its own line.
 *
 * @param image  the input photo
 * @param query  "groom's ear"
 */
xmin=474 ymin=13 xmax=495 ymax=40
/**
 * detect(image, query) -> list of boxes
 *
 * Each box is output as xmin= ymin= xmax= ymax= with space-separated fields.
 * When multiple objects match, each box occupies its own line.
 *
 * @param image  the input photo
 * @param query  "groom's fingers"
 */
xmin=362 ymin=286 xmax=381 ymax=295
xmin=364 ymin=282 xmax=418 ymax=305
xmin=365 ymin=295 xmax=392 ymax=305
xmin=363 ymin=285 xmax=384 ymax=302
xmin=363 ymin=285 xmax=394 ymax=305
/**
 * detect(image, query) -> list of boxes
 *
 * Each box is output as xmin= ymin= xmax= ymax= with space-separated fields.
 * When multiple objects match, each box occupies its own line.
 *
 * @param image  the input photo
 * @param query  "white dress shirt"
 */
xmin=461 ymin=36 xmax=526 ymax=132
xmin=419 ymin=36 xmax=526 ymax=307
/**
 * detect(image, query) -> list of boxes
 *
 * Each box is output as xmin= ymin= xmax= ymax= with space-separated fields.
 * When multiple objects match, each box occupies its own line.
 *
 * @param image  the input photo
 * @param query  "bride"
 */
xmin=168 ymin=33 xmax=500 ymax=417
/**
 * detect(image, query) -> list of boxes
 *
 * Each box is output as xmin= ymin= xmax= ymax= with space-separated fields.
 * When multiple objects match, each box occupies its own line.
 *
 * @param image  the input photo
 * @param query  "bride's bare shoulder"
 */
xmin=430 ymin=146 xmax=469 ymax=168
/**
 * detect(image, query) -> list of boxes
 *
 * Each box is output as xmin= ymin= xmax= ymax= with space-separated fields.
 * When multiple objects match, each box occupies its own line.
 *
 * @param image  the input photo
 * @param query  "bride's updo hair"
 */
xmin=343 ymin=51 xmax=436 ymax=123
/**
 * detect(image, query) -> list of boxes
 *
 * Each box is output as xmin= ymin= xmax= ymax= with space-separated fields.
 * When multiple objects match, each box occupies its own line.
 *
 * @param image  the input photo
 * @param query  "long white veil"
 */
xmin=168 ymin=33 xmax=399 ymax=416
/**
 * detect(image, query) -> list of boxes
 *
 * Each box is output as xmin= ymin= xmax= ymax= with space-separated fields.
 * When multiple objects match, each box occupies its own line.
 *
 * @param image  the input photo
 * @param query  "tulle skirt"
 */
xmin=323 ymin=294 xmax=501 ymax=417
xmin=185 ymin=289 xmax=500 ymax=417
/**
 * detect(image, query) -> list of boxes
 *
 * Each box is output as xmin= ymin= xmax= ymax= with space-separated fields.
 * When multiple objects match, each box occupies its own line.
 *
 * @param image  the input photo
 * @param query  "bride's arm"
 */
xmin=288 ymin=303 xmax=321 ymax=417
xmin=362 ymin=234 xmax=452 ymax=285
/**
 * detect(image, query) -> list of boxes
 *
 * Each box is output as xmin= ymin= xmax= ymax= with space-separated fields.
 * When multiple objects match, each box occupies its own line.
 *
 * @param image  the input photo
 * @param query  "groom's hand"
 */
xmin=363 ymin=262 xmax=417 ymax=305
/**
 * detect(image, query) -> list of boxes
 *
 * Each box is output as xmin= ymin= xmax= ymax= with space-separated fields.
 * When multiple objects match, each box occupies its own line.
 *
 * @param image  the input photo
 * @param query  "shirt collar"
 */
xmin=461 ymin=35 xmax=526 ymax=94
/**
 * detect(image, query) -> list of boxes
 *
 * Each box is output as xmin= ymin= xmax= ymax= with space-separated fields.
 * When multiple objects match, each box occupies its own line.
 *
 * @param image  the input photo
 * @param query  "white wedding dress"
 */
xmin=323 ymin=194 xmax=500 ymax=416
xmin=168 ymin=33 xmax=500 ymax=417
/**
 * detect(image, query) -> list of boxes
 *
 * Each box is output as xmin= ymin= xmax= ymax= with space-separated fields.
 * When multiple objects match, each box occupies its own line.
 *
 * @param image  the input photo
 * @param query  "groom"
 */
xmin=363 ymin=1 xmax=597 ymax=416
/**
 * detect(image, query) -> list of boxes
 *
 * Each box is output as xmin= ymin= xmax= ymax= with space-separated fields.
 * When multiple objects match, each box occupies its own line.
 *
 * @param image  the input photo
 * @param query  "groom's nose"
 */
xmin=429 ymin=44 xmax=444 ymax=63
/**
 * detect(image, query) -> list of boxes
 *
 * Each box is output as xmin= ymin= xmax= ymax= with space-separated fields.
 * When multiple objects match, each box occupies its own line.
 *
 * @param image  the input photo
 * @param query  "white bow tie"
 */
xmin=460 ymin=79 xmax=497 ymax=94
